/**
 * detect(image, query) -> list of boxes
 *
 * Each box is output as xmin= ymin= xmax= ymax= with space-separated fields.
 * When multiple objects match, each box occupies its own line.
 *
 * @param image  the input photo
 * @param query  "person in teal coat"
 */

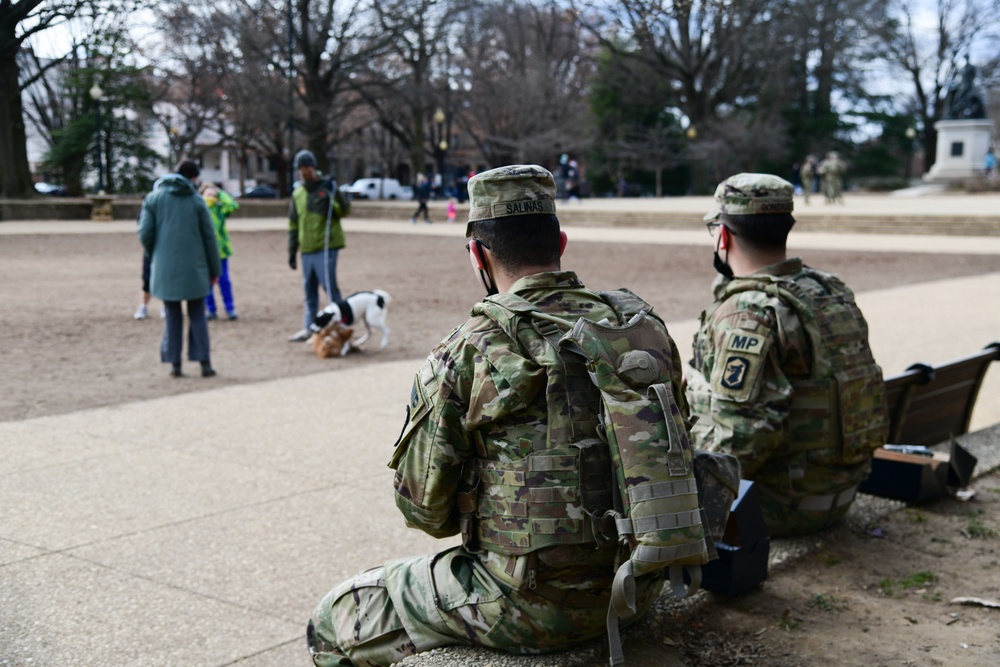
xmin=139 ymin=160 xmax=221 ymax=378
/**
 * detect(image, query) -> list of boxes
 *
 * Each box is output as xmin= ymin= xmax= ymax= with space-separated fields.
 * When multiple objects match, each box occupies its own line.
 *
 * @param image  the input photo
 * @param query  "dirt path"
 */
xmin=2 ymin=229 xmax=999 ymax=422
xmin=673 ymin=469 xmax=1000 ymax=667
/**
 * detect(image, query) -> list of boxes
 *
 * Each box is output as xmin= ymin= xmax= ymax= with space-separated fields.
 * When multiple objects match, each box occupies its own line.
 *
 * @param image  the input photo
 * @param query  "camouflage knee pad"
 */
xmin=307 ymin=566 xmax=416 ymax=667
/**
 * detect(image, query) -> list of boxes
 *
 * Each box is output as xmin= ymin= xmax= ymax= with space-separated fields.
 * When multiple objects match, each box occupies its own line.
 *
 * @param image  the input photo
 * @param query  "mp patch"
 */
xmin=724 ymin=330 xmax=766 ymax=356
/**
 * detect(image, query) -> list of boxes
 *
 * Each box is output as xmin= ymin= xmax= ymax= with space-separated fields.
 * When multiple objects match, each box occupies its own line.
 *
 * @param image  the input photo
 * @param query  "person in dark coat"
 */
xmin=138 ymin=160 xmax=221 ymax=377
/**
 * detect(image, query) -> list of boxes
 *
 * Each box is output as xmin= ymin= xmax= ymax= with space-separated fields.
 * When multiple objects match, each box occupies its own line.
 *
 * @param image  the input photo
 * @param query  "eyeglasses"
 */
xmin=705 ymin=221 xmax=721 ymax=236
xmin=465 ymin=239 xmax=491 ymax=253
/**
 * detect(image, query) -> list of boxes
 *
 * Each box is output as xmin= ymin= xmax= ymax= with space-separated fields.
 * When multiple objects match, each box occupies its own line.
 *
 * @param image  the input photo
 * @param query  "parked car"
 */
xmin=341 ymin=178 xmax=411 ymax=200
xmin=34 ymin=182 xmax=68 ymax=196
xmin=241 ymin=184 xmax=279 ymax=199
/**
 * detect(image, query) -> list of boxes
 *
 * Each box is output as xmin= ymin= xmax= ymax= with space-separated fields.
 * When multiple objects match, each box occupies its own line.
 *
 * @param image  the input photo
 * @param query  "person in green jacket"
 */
xmin=287 ymin=149 xmax=351 ymax=342
xmin=139 ymin=160 xmax=221 ymax=378
xmin=199 ymin=182 xmax=240 ymax=320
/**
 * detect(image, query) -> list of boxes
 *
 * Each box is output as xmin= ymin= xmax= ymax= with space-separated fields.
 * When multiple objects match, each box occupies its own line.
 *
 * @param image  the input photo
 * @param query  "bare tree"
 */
xmin=584 ymin=0 xmax=784 ymax=132
xmin=291 ymin=0 xmax=388 ymax=174
xmin=1 ymin=0 xmax=92 ymax=197
xmin=453 ymin=0 xmax=595 ymax=168
xmin=883 ymin=0 xmax=1000 ymax=169
xmin=358 ymin=0 xmax=469 ymax=178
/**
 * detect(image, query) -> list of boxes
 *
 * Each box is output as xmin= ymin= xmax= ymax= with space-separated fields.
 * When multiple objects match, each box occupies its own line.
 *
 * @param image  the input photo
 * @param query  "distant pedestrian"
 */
xmin=138 ymin=160 xmax=220 ymax=378
xmin=985 ymin=148 xmax=997 ymax=179
xmin=799 ymin=156 xmax=817 ymax=205
xmin=446 ymin=196 xmax=457 ymax=223
xmin=818 ymin=151 xmax=845 ymax=204
xmin=410 ymin=174 xmax=432 ymax=223
xmin=199 ymin=183 xmax=240 ymax=320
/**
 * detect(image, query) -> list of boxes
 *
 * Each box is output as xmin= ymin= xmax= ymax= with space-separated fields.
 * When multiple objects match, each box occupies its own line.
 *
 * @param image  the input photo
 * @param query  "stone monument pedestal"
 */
xmin=924 ymin=119 xmax=992 ymax=182
xmin=89 ymin=193 xmax=114 ymax=221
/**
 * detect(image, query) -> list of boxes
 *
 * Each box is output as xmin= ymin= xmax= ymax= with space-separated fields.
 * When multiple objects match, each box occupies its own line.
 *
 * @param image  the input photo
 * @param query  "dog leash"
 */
xmin=323 ymin=177 xmax=338 ymax=307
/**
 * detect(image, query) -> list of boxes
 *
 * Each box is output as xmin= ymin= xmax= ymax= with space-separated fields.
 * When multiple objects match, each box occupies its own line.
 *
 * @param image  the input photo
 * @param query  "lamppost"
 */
xmin=905 ymin=127 xmax=917 ymax=181
xmin=686 ymin=125 xmax=698 ymax=195
xmin=89 ymin=82 xmax=105 ymax=193
xmin=433 ymin=108 xmax=447 ymax=193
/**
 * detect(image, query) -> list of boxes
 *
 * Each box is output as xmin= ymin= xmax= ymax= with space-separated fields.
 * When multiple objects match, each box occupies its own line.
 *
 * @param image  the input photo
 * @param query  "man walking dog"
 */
xmin=287 ymin=149 xmax=352 ymax=342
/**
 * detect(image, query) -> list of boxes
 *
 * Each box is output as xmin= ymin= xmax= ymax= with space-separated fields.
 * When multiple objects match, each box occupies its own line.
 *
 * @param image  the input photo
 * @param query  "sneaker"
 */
xmin=227 ymin=311 xmax=239 ymax=320
xmin=133 ymin=304 xmax=148 ymax=320
xmin=409 ymin=217 xmax=416 ymax=224
xmin=288 ymin=328 xmax=310 ymax=342
xmin=159 ymin=306 xmax=167 ymax=319
xmin=206 ymin=311 xmax=218 ymax=321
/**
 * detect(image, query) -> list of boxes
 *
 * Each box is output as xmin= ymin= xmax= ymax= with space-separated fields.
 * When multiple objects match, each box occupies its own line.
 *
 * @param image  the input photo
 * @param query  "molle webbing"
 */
xmin=715 ymin=270 xmax=887 ymax=464
xmin=471 ymin=446 xmax=610 ymax=553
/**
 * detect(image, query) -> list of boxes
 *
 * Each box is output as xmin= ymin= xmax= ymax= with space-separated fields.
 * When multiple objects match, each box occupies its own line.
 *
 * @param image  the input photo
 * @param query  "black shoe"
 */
xmin=201 ymin=363 xmax=216 ymax=378
xmin=170 ymin=364 xmax=183 ymax=378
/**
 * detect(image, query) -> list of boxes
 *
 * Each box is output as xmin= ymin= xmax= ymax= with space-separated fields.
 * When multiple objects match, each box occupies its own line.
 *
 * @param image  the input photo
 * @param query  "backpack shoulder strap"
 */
xmin=598 ymin=288 xmax=656 ymax=322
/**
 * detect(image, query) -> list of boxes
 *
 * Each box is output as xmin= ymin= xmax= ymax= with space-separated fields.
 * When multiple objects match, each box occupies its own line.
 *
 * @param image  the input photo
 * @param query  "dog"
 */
xmin=310 ymin=289 xmax=392 ymax=350
xmin=310 ymin=322 xmax=354 ymax=359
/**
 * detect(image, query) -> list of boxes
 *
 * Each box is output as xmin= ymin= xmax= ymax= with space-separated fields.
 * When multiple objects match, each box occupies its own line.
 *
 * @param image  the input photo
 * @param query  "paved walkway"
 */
xmin=2 ymin=199 xmax=999 ymax=666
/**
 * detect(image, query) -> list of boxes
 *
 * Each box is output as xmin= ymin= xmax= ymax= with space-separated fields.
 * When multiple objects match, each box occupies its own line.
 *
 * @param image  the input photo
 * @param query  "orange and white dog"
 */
xmin=310 ymin=289 xmax=392 ymax=350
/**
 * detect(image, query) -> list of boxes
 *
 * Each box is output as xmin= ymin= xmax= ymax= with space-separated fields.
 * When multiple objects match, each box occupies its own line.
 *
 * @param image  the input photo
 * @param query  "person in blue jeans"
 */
xmin=286 ymin=150 xmax=351 ymax=342
xmin=200 ymin=183 xmax=240 ymax=320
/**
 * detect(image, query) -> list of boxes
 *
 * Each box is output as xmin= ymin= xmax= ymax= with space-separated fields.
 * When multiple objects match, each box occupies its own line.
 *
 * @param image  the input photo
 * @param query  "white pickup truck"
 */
xmin=340 ymin=178 xmax=413 ymax=200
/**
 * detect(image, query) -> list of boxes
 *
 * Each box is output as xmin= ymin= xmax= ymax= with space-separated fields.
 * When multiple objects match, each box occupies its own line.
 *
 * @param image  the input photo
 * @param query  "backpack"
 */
xmin=477 ymin=289 xmax=739 ymax=666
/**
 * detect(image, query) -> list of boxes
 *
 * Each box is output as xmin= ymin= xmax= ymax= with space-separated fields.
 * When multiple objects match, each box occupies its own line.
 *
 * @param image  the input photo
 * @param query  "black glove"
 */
xmin=288 ymin=252 xmax=297 ymax=270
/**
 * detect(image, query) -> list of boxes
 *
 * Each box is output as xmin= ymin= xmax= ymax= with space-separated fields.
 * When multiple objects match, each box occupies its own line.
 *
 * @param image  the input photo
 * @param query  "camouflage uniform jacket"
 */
xmin=686 ymin=258 xmax=885 ymax=502
xmin=390 ymin=271 xmax=683 ymax=592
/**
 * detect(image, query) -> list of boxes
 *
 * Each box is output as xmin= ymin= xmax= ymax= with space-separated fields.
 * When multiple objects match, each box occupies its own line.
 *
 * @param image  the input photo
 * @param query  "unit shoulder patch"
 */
xmin=711 ymin=330 xmax=770 ymax=401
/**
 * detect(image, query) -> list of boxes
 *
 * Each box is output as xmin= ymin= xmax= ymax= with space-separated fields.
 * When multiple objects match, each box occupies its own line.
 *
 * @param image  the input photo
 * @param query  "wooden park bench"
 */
xmin=883 ymin=342 xmax=1000 ymax=446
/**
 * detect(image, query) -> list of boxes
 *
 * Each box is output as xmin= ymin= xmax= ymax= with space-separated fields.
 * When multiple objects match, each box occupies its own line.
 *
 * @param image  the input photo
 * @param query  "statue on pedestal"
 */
xmin=942 ymin=61 xmax=987 ymax=120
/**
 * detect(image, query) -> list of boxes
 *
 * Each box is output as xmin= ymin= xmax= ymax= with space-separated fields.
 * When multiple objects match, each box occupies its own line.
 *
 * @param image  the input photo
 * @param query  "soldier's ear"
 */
xmin=558 ymin=231 xmax=568 ymax=257
xmin=718 ymin=225 xmax=731 ymax=251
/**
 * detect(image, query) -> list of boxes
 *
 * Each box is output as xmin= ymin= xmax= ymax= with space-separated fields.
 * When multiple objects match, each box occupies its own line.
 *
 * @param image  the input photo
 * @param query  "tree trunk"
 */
xmin=0 ymin=54 xmax=34 ymax=198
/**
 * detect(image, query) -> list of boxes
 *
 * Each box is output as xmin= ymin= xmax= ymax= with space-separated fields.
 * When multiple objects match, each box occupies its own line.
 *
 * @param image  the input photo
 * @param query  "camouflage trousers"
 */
xmin=757 ymin=489 xmax=854 ymax=538
xmin=307 ymin=545 xmax=663 ymax=667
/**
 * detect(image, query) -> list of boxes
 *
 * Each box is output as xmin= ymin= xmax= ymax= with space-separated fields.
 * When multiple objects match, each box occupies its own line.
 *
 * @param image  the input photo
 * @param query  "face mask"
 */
xmin=712 ymin=234 xmax=733 ymax=278
xmin=480 ymin=269 xmax=499 ymax=297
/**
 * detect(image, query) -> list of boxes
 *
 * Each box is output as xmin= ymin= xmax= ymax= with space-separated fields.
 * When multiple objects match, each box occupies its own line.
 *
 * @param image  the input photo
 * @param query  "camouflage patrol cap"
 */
xmin=704 ymin=173 xmax=794 ymax=222
xmin=467 ymin=165 xmax=557 ymax=224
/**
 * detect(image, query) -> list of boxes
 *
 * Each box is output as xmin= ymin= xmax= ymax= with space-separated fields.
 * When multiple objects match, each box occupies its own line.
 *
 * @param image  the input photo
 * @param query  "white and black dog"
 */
xmin=310 ymin=289 xmax=392 ymax=350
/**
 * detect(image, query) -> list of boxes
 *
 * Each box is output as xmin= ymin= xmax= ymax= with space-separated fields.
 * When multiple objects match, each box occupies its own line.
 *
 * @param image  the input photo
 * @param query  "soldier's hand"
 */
xmin=288 ymin=253 xmax=297 ymax=270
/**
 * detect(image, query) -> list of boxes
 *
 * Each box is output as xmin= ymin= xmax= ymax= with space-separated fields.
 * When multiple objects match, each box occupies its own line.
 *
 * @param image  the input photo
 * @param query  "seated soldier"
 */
xmin=685 ymin=173 xmax=889 ymax=537
xmin=306 ymin=165 xmax=695 ymax=666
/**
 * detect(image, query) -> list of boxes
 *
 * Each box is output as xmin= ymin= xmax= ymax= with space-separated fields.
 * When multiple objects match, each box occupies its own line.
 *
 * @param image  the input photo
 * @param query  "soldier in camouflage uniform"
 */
xmin=817 ymin=151 xmax=845 ymax=204
xmin=685 ymin=173 xmax=888 ymax=537
xmin=306 ymin=165 xmax=679 ymax=666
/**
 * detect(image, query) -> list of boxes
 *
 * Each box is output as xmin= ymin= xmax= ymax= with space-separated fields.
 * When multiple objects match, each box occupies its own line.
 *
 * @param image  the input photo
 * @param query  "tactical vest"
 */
xmin=471 ymin=289 xmax=739 ymax=667
xmin=457 ymin=295 xmax=611 ymax=557
xmin=710 ymin=268 xmax=888 ymax=469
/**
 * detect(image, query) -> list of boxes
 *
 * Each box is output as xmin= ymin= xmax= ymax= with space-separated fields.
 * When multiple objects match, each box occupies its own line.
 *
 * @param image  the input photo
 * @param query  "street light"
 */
xmin=686 ymin=126 xmax=698 ymax=194
xmin=89 ymin=83 xmax=105 ymax=193
xmin=905 ymin=127 xmax=917 ymax=181
xmin=433 ymin=108 xmax=447 ymax=193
